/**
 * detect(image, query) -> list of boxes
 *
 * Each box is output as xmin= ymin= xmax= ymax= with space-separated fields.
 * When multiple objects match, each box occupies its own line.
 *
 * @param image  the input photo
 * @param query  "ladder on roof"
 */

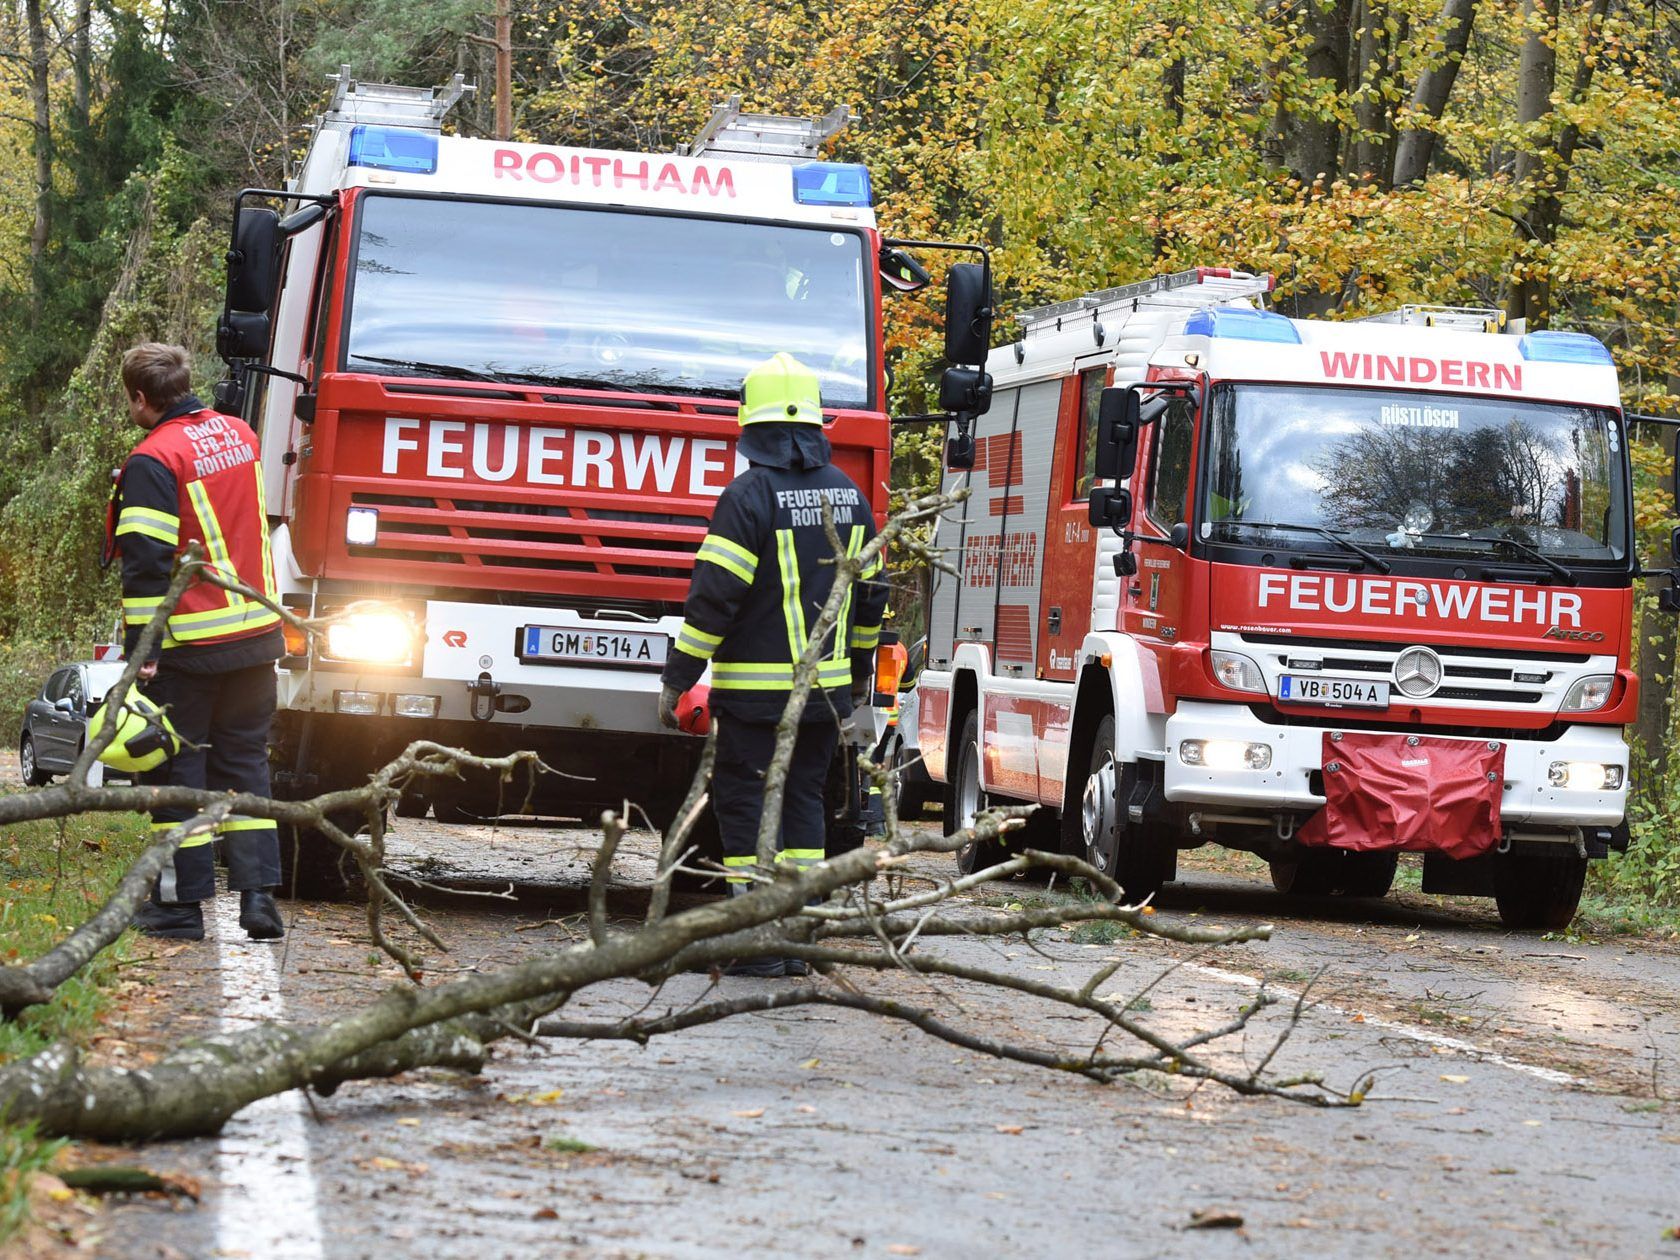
xmin=680 ymin=95 xmax=852 ymax=163
xmin=1016 ymin=267 xmax=1274 ymax=334
xmin=321 ymin=66 xmax=473 ymax=133
xmin=1355 ymin=304 xmax=1516 ymax=334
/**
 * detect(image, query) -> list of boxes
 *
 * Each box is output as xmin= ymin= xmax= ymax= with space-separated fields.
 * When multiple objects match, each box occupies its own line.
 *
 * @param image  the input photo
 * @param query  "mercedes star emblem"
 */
xmin=1394 ymin=646 xmax=1444 ymax=699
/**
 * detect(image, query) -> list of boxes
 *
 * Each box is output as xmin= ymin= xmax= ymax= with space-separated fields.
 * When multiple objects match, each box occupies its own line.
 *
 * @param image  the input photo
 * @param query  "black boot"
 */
xmin=722 ymin=882 xmax=784 ymax=976
xmin=239 ymin=889 xmax=285 ymax=940
xmin=781 ymin=957 xmax=811 ymax=977
xmin=133 ymin=897 xmax=204 ymax=941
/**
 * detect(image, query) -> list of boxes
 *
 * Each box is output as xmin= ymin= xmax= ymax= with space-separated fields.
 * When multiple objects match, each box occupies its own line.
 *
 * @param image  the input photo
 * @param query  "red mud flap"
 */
xmin=1297 ymin=732 xmax=1504 ymax=860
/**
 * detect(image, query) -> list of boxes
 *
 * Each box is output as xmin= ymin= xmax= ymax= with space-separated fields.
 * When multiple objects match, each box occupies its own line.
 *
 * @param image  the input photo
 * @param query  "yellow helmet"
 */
xmin=88 ymin=690 xmax=181 ymax=773
xmin=739 ymin=353 xmax=823 ymax=427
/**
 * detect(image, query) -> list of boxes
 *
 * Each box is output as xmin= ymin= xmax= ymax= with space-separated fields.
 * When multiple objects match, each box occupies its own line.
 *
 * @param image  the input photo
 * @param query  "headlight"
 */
xmin=323 ymin=608 xmax=417 ymax=665
xmin=1547 ymin=761 xmax=1624 ymax=791
xmin=1560 ymin=675 xmax=1614 ymax=712
xmin=1209 ymin=650 xmax=1267 ymax=694
xmin=1180 ymin=739 xmax=1272 ymax=771
xmin=346 ymin=506 xmax=379 ymax=546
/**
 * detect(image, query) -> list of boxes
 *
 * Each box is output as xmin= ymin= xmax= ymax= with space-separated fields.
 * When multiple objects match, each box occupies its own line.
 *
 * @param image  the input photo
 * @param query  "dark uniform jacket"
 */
xmin=661 ymin=430 xmax=888 ymax=724
xmin=105 ymin=395 xmax=283 ymax=674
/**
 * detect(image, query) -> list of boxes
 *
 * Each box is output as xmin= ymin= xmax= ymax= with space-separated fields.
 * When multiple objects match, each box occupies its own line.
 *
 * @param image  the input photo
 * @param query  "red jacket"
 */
xmin=106 ymin=397 xmax=281 ymax=667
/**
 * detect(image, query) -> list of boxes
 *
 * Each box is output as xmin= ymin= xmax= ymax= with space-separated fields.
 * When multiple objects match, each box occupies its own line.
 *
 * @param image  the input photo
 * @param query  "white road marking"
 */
xmin=1185 ymin=962 xmax=1577 ymax=1085
xmin=211 ymin=898 xmax=327 ymax=1260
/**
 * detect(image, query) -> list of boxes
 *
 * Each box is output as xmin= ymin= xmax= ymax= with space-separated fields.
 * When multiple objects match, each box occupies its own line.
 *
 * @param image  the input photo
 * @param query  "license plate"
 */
xmin=1277 ymin=674 xmax=1390 ymax=708
xmin=518 ymin=626 xmax=668 ymax=669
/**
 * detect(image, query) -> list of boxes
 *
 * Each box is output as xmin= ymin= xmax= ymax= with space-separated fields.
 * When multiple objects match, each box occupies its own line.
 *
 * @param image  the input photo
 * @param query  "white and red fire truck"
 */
xmin=212 ymin=74 xmax=989 ymax=890
xmin=908 ymin=267 xmax=1637 ymax=929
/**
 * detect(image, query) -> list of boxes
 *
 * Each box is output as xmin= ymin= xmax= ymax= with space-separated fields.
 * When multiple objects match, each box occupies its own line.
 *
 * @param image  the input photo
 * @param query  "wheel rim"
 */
xmin=1081 ymin=754 xmax=1119 ymax=872
xmin=19 ymin=738 xmax=33 ymax=782
xmin=956 ymin=738 xmax=981 ymax=831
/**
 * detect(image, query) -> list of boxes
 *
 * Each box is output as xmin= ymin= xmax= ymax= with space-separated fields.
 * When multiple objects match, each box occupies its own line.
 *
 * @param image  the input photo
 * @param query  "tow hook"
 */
xmin=468 ymin=672 xmax=500 ymax=722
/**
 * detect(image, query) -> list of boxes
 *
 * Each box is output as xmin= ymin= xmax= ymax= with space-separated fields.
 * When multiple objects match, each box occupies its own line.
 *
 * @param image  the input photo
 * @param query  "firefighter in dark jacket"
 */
xmin=658 ymin=353 xmax=888 ymax=976
xmin=104 ymin=343 xmax=286 ymax=942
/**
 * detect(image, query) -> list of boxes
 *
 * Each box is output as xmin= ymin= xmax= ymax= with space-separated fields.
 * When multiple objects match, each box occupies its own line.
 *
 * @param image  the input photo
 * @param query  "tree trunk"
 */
xmin=1351 ymin=0 xmax=1391 ymax=185
xmin=1390 ymin=0 xmax=1478 ymax=186
xmin=72 ymin=0 xmax=92 ymax=135
xmin=25 ymin=0 xmax=52 ymax=297
xmin=1274 ymin=0 xmax=1354 ymax=186
xmin=1636 ymin=407 xmax=1679 ymax=785
xmin=1504 ymin=0 xmax=1611 ymax=326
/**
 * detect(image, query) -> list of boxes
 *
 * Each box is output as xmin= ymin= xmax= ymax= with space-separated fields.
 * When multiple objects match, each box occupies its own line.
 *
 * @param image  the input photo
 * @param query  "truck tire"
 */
xmin=1493 ymin=851 xmax=1586 ymax=931
xmin=889 ymin=736 xmax=929 ymax=823
xmin=1269 ymin=849 xmax=1397 ymax=898
xmin=394 ymin=789 xmax=431 ymax=819
xmin=948 ymin=710 xmax=1009 ymax=876
xmin=277 ymin=816 xmax=369 ymax=902
xmin=1081 ymin=714 xmax=1171 ymax=904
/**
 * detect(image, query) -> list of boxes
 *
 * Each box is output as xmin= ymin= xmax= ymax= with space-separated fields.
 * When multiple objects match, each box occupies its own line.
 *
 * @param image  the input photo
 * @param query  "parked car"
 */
xmin=19 ymin=660 xmax=131 ymax=785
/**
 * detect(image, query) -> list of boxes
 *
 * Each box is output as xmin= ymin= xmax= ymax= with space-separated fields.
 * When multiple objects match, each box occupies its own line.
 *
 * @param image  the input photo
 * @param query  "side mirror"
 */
xmin=946 ymin=425 xmax=976 ymax=470
xmin=1169 ymin=521 xmax=1191 ymax=550
xmin=225 ymin=206 xmax=281 ymax=314
xmin=1094 ymin=387 xmax=1141 ymax=481
xmin=944 ymin=262 xmax=992 ymax=365
xmin=939 ymin=366 xmax=992 ymax=415
xmin=1087 ymin=486 xmax=1133 ymax=529
xmin=1112 ymin=550 xmax=1139 ymax=577
xmin=217 ymin=309 xmax=271 ymax=362
xmin=54 ymin=697 xmax=76 ymax=714
xmin=279 ymin=202 xmax=327 ymax=236
xmin=879 ymin=246 xmax=931 ymax=294
xmin=213 ymin=375 xmax=247 ymax=415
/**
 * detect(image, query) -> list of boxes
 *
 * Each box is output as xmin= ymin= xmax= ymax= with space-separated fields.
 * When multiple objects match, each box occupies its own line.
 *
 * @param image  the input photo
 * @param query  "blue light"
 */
xmin=1518 ymin=330 xmax=1614 ymax=365
xmin=347 ymin=126 xmax=438 ymax=175
xmin=1181 ymin=308 xmax=1302 ymax=344
xmin=791 ymin=162 xmax=872 ymax=207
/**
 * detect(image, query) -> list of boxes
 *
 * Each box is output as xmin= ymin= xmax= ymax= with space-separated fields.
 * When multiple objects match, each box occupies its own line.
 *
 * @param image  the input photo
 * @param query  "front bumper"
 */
xmin=1163 ymin=700 xmax=1628 ymax=827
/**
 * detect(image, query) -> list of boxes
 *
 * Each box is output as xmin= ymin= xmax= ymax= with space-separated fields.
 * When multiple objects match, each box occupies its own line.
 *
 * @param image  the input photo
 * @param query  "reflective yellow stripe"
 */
xmin=151 ymin=819 xmax=212 ymax=849
xmin=861 ymin=550 xmax=884 ymax=579
xmin=832 ymin=526 xmax=863 ymax=662
xmin=850 ymin=623 xmax=881 ymax=651
xmin=115 ymin=504 xmax=181 ymax=545
xmin=253 ymin=463 xmax=277 ymax=599
xmin=168 ymin=603 xmax=280 ymax=642
xmin=696 ymin=534 xmax=757 ymax=584
xmin=220 ymin=816 xmax=276 ymax=833
xmin=711 ymin=659 xmax=851 ymax=691
xmin=776 ymin=848 xmax=824 ymax=866
xmin=123 ymin=595 xmax=166 ymax=626
xmin=776 ymin=529 xmax=807 ymax=663
xmin=723 ymin=854 xmax=758 ymax=884
xmin=674 ymin=621 xmax=723 ymax=661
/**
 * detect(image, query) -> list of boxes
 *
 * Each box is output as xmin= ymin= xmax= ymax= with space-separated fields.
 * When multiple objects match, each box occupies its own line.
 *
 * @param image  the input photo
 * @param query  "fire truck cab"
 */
xmin=212 ymin=74 xmax=986 ymax=889
xmin=910 ymin=268 xmax=1635 ymax=929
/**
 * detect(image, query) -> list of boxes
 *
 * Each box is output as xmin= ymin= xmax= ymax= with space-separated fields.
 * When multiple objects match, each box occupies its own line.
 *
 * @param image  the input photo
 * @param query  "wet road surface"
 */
xmin=90 ymin=816 xmax=1680 ymax=1258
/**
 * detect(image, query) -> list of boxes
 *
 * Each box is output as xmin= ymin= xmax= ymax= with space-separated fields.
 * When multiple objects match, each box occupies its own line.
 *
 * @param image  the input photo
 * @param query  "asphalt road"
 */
xmin=86 ymin=815 xmax=1680 ymax=1259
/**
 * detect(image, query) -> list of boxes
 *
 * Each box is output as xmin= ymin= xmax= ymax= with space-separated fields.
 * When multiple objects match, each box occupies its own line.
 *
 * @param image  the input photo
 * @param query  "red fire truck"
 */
xmin=909 ymin=267 xmax=1639 ymax=929
xmin=212 ymin=74 xmax=990 ymax=890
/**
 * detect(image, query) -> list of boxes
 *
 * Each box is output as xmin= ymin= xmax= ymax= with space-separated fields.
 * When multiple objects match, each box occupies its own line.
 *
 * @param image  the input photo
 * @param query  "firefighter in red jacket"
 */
xmin=105 ymin=343 xmax=286 ymax=941
xmin=658 ymin=353 xmax=888 ymax=976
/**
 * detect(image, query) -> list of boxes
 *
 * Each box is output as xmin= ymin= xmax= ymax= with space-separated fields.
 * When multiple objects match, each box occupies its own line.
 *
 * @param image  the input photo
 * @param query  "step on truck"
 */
xmin=907 ymin=266 xmax=1656 ymax=929
xmin=210 ymin=73 xmax=994 ymax=893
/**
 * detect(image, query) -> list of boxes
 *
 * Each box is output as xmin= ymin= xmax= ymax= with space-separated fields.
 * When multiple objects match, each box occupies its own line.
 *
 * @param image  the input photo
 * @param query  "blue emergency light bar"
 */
xmin=1517 ymin=330 xmax=1614 ymax=365
xmin=1181 ymin=308 xmax=1302 ymax=344
xmin=347 ymin=125 xmax=439 ymax=175
xmin=792 ymin=162 xmax=872 ymax=207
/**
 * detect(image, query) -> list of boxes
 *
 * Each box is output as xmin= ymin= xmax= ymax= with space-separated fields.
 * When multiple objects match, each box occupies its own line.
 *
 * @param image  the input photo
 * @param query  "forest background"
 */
xmin=1 ymin=0 xmax=1678 ymax=906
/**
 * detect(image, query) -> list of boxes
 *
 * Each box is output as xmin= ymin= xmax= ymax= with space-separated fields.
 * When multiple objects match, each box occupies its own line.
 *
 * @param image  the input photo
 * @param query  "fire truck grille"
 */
xmin=348 ymin=493 xmax=708 ymax=581
xmin=1240 ymin=634 xmax=1582 ymax=707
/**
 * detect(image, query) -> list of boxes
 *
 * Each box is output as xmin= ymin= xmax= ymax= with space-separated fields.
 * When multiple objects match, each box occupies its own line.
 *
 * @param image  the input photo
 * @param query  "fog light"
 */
xmin=346 ymin=506 xmax=379 ymax=546
xmin=1180 ymin=739 xmax=1272 ymax=771
xmin=324 ymin=607 xmax=416 ymax=665
xmin=334 ymin=690 xmax=382 ymax=716
xmin=1548 ymin=761 xmax=1624 ymax=791
xmin=393 ymin=693 xmax=440 ymax=719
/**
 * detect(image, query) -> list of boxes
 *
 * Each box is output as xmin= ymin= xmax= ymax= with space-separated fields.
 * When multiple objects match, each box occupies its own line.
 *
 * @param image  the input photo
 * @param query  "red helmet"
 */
xmin=677 ymin=684 xmax=711 ymax=736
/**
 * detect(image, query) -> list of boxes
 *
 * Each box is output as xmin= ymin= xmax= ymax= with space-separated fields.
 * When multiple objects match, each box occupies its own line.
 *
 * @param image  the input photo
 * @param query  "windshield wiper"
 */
xmin=1467 ymin=531 xmax=1578 ymax=585
xmin=348 ymin=355 xmax=505 ymax=382
xmin=1217 ymin=520 xmax=1392 ymax=574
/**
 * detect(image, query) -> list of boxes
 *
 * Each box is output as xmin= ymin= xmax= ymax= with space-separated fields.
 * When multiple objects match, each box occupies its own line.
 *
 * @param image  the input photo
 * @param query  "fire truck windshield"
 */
xmin=341 ymin=194 xmax=873 ymax=407
xmin=1200 ymin=383 xmax=1627 ymax=565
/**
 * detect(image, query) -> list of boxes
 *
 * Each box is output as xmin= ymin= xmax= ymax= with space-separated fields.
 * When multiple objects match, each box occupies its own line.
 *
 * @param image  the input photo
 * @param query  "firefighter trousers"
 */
xmin=713 ymin=714 xmax=837 ymax=883
xmin=140 ymin=661 xmax=281 ymax=903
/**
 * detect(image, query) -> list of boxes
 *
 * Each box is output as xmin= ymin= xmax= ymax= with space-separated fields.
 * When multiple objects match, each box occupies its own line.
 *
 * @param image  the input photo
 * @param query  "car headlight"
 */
xmin=1209 ymin=650 xmax=1267 ymax=694
xmin=1180 ymin=739 xmax=1272 ymax=771
xmin=1560 ymin=675 xmax=1614 ymax=712
xmin=1547 ymin=761 xmax=1624 ymax=791
xmin=323 ymin=608 xmax=417 ymax=666
xmin=346 ymin=507 xmax=380 ymax=546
